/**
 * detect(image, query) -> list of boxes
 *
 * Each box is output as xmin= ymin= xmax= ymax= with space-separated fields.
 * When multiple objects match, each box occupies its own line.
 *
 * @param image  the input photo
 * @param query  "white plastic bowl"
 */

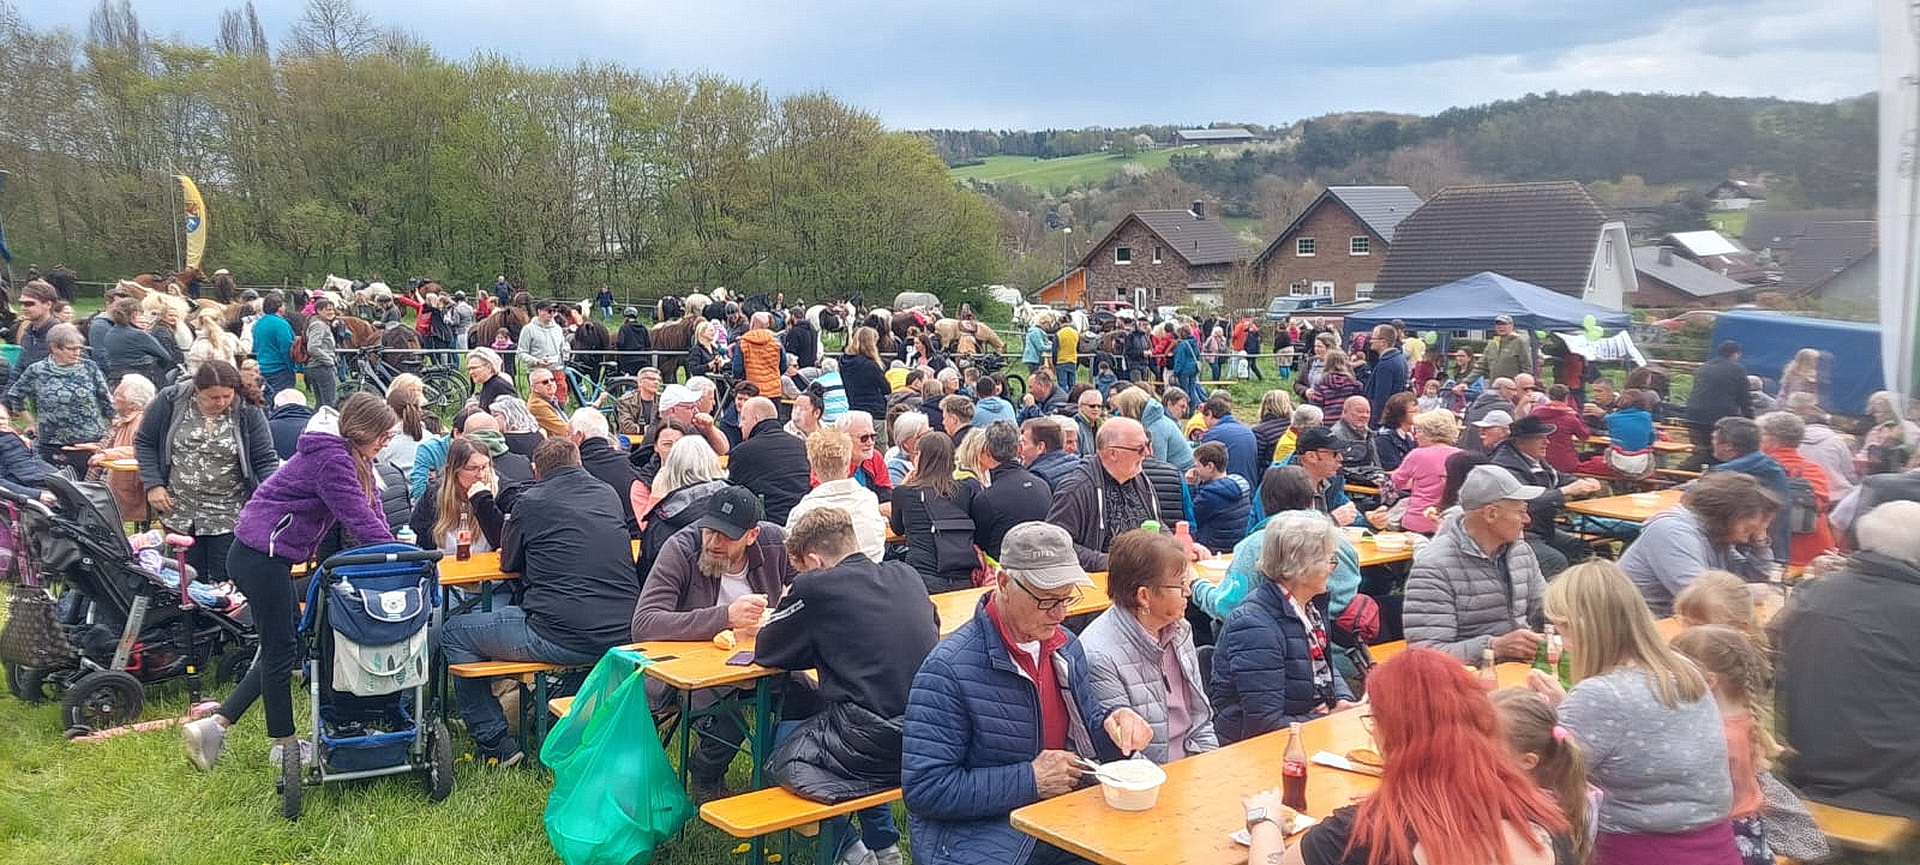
xmin=1372 ymin=533 xmax=1409 ymax=551
xmin=1097 ymin=759 xmax=1167 ymax=811
xmin=1342 ymin=526 xmax=1370 ymax=544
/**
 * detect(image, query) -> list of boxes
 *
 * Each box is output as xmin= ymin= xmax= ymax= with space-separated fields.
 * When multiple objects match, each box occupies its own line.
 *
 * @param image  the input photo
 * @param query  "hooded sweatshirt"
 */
xmin=1140 ymin=399 xmax=1195 ymax=470
xmin=232 ymin=407 xmax=393 ymax=561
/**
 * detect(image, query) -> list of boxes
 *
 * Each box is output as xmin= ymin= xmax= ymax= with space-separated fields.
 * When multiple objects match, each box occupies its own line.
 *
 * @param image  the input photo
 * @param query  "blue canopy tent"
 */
xmin=1342 ymin=272 xmax=1632 ymax=335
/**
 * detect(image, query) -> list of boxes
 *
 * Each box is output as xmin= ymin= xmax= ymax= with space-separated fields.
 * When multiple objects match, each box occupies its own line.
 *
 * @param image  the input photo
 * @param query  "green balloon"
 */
xmin=1582 ymin=314 xmax=1603 ymax=340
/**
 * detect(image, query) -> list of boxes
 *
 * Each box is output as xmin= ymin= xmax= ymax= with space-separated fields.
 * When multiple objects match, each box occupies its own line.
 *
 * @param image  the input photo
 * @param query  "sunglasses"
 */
xmin=855 ymin=433 xmax=875 ymax=443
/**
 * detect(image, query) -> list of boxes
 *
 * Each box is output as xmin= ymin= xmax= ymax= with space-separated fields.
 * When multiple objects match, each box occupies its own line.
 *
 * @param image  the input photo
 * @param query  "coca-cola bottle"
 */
xmin=1282 ymin=721 xmax=1309 ymax=812
xmin=456 ymin=513 xmax=473 ymax=562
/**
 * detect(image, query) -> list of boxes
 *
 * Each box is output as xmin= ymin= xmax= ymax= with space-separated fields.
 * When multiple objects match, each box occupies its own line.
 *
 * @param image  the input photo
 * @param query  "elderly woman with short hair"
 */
xmin=1210 ymin=509 xmax=1358 ymax=743
xmin=1080 ymin=528 xmax=1218 ymax=763
xmin=465 ymin=346 xmax=517 ymax=414
xmin=488 ymin=395 xmax=543 ymax=457
xmin=4 ymin=322 xmax=113 ymax=468
xmin=1390 ymin=408 xmax=1464 ymax=535
xmin=87 ymin=373 xmax=158 ymax=519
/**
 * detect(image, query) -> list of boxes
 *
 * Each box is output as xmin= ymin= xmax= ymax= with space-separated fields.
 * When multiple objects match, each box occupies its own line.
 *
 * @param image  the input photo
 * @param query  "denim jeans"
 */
xmin=263 ymin=368 xmax=297 ymax=399
xmin=307 ymin=363 xmax=338 ymax=408
xmin=436 ymin=606 xmax=602 ymax=750
xmin=1055 ymin=362 xmax=1078 ymax=387
xmin=772 ymin=720 xmax=901 ymax=854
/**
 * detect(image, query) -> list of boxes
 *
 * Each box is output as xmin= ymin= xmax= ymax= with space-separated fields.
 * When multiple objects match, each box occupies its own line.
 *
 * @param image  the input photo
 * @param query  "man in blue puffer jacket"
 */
xmin=902 ymin=521 xmax=1152 ymax=865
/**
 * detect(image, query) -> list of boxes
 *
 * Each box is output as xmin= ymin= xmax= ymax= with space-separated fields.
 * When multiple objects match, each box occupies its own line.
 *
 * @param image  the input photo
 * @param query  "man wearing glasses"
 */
xmin=1402 ymin=466 xmax=1549 ymax=664
xmin=1047 ymin=417 xmax=1164 ymax=571
xmin=16 ymin=281 xmax=59 ymax=368
xmin=903 ymin=521 xmax=1153 ymax=865
xmin=1072 ymin=390 xmax=1104 ymax=455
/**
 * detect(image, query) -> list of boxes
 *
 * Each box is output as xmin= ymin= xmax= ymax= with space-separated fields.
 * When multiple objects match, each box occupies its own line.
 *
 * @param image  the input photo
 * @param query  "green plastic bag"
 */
xmin=544 ymin=648 xmax=694 ymax=865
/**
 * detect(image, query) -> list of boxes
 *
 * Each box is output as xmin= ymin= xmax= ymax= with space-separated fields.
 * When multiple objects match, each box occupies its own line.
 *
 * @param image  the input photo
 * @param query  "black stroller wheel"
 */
xmin=59 ymin=670 xmax=144 ymax=733
xmin=216 ymin=645 xmax=255 ymax=685
xmin=423 ymin=718 xmax=454 ymax=802
xmin=277 ymin=750 xmax=304 ymax=821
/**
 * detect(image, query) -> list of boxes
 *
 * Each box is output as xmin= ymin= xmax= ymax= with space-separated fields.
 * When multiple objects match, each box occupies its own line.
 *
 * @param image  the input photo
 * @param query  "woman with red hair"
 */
xmin=1242 ymin=647 xmax=1574 ymax=865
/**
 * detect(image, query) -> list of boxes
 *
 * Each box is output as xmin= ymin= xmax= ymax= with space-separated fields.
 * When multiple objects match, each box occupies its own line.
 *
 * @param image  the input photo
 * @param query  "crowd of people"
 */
xmin=6 ymin=275 xmax=1920 ymax=865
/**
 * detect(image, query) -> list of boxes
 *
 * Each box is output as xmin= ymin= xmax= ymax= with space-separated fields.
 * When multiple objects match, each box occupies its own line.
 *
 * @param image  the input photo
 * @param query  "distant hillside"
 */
xmin=947 ymin=150 xmax=1177 ymax=193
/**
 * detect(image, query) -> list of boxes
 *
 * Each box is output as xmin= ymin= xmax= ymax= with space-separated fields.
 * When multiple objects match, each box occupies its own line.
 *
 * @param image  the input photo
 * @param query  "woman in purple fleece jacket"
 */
xmin=182 ymin=392 xmax=397 ymax=779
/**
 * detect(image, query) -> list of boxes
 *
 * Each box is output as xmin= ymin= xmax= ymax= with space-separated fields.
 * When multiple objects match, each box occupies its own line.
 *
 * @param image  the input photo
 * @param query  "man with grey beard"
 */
xmin=628 ymin=485 xmax=798 ymax=801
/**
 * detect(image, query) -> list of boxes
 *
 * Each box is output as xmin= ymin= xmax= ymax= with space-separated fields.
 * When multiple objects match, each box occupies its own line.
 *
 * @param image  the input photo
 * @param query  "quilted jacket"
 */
xmin=901 ymin=597 xmax=1124 ymax=865
xmin=1402 ymin=509 xmax=1545 ymax=662
xmin=1210 ymin=579 xmax=1354 ymax=744
xmin=1079 ymin=606 xmax=1218 ymax=763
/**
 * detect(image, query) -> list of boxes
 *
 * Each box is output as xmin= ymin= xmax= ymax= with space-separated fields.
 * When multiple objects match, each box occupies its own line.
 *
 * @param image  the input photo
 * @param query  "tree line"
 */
xmin=0 ymin=0 xmax=1003 ymax=301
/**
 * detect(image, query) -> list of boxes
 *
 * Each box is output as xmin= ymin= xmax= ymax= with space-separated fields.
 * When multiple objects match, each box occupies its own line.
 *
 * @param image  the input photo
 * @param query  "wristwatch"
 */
xmin=1245 ymin=806 xmax=1285 ymax=833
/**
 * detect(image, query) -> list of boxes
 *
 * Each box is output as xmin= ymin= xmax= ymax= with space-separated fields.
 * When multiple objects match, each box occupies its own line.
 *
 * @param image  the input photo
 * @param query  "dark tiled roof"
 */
xmin=1252 ymin=186 xmax=1424 ymax=268
xmin=1326 ymin=186 xmax=1425 ymax=242
xmin=1779 ymin=221 xmax=1876 ymax=294
xmin=1631 ymin=247 xmax=1752 ymax=298
xmin=1374 ymin=181 xmax=1608 ymax=299
xmin=1740 ymin=209 xmax=1871 ymax=253
xmin=1083 ymin=209 xmax=1250 ymax=268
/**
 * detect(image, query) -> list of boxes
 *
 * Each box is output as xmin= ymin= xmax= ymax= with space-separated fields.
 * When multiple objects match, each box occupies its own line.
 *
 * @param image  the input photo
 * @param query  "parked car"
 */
xmin=1266 ymin=296 xmax=1332 ymax=321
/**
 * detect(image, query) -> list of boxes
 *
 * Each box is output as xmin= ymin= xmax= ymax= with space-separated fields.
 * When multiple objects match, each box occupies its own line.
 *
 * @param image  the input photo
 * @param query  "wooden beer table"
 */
xmin=1011 ymin=664 xmax=1534 ymax=864
xmin=616 ymin=636 xmax=787 ymax=789
xmin=930 ymin=571 xmax=1112 ymax=635
xmin=1564 ymin=488 xmax=1683 ymax=523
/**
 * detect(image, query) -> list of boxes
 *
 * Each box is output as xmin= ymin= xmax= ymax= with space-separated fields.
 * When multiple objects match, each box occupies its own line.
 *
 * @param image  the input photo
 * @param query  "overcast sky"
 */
xmin=16 ymin=0 xmax=1878 ymax=129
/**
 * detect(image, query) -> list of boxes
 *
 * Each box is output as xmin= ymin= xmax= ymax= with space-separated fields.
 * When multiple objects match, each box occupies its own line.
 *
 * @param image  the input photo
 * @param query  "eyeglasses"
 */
xmin=855 ymin=432 xmax=875 ymax=443
xmin=1150 ymin=582 xmax=1192 ymax=597
xmin=1079 ymin=403 xmax=1104 ymax=411
xmin=1102 ymin=442 xmax=1149 ymax=456
xmin=1011 ymin=577 xmax=1081 ymax=612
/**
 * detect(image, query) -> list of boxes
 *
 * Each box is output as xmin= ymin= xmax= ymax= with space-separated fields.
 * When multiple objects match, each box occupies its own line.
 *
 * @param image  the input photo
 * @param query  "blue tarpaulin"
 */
xmin=1710 ymin=310 xmax=1883 ymax=416
xmin=1342 ymin=271 xmax=1632 ymax=335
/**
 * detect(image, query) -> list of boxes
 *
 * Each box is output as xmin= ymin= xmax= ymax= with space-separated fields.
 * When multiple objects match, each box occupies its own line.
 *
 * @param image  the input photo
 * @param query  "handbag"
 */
xmin=543 ymin=648 xmax=694 ymax=865
xmin=1759 ymin=771 xmax=1833 ymax=862
xmin=0 ymin=503 xmax=77 ymax=669
xmin=1784 ymin=465 xmax=1819 ymax=534
xmin=1604 ymin=446 xmax=1655 ymax=480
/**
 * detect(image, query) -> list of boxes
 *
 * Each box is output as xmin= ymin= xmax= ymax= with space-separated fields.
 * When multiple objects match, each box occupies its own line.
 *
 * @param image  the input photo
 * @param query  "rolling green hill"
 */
xmin=950 ymin=150 xmax=1180 ymax=193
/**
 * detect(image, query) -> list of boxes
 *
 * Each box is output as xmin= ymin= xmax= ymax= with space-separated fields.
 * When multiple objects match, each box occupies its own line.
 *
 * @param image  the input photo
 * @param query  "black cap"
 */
xmin=1295 ymin=426 xmax=1339 ymax=455
xmin=695 ymin=485 xmax=763 ymax=540
xmin=1510 ymin=415 xmax=1558 ymax=438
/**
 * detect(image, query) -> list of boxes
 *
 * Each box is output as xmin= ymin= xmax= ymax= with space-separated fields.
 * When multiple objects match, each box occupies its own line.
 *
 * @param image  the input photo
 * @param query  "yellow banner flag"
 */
xmin=178 ymin=174 xmax=207 ymax=269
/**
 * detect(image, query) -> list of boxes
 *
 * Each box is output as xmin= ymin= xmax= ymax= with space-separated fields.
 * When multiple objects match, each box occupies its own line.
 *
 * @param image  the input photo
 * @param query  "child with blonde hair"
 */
xmin=1674 ymin=570 xmax=1768 ymax=649
xmin=1670 ymin=625 xmax=1780 ymax=865
xmin=1493 ymin=689 xmax=1596 ymax=864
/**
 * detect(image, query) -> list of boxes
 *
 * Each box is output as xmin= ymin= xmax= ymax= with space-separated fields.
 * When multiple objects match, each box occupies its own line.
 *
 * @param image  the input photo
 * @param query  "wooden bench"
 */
xmin=448 ymin=660 xmax=581 ymax=758
xmin=1805 ymin=801 xmax=1917 ymax=852
xmin=1655 ymin=468 xmax=1702 ymax=481
xmin=702 ymin=786 xmax=904 ymax=853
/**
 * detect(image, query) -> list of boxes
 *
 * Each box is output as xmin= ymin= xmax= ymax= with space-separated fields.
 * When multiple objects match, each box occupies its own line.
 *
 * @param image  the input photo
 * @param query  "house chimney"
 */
xmin=1192 ymin=201 xmax=1205 ymax=220
xmin=1657 ymin=246 xmax=1673 ymax=266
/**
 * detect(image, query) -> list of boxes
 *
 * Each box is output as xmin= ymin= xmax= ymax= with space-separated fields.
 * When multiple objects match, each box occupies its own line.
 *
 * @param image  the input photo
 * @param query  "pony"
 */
xmin=647 ymin=312 xmax=700 ymax=383
xmin=469 ymin=305 xmax=530 ymax=356
xmin=338 ymin=315 xmax=383 ymax=349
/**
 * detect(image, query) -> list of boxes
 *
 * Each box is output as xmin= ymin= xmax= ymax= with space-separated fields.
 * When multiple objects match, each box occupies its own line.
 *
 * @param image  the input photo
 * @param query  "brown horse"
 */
xmin=648 ymin=314 xmax=699 ymax=383
xmin=468 ymin=306 xmax=529 ymax=356
xmin=339 ymin=315 xmax=383 ymax=349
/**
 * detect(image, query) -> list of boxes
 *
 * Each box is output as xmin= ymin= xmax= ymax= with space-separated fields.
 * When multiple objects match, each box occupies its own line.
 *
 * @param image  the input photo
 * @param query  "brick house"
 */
xmin=1251 ymin=185 xmax=1424 ymax=304
xmin=1075 ymin=202 xmax=1249 ymax=307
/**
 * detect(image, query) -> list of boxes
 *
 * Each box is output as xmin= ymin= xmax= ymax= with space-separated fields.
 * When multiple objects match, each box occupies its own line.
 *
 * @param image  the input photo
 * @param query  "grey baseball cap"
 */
xmin=1472 ymin=410 xmax=1514 ymax=429
xmin=1458 ymin=465 xmax=1545 ymax=510
xmin=997 ymin=522 xmax=1093 ymax=590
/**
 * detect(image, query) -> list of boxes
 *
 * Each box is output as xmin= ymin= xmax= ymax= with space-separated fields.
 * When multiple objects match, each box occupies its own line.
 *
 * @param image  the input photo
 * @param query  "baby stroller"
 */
xmin=0 ymin=476 xmax=257 ymax=737
xmin=287 ymin=543 xmax=452 ymax=819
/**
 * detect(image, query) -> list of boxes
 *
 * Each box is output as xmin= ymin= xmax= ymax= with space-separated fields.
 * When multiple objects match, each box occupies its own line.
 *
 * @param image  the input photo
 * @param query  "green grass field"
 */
xmin=0 ymin=646 xmax=837 ymax=865
xmin=949 ymin=150 xmax=1180 ymax=193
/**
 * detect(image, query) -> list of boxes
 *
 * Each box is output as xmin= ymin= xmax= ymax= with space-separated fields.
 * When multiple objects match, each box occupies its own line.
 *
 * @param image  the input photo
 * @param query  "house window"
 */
xmin=1349 ymin=236 xmax=1370 ymax=256
xmin=1296 ymin=237 xmax=1316 ymax=257
xmin=1311 ymin=281 xmax=1334 ymax=298
xmin=1603 ymin=238 xmax=1615 ymax=270
xmin=1355 ymin=282 xmax=1375 ymax=300
xmin=1288 ymin=280 xmax=1311 ymax=297
xmin=1115 ymin=246 xmax=1132 ymax=265
xmin=1152 ymin=245 xmax=1163 ymax=264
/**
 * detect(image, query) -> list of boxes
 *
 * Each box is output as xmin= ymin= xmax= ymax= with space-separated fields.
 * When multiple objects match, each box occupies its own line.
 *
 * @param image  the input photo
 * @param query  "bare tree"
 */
xmin=286 ymin=0 xmax=380 ymax=58
xmin=86 ymin=0 xmax=142 ymax=54
xmin=216 ymin=1 xmax=269 ymax=57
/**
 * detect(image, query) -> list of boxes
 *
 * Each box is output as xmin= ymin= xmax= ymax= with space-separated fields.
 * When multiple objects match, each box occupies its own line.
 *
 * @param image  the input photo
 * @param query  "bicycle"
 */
xmin=339 ymin=348 xmax=471 ymax=418
xmin=563 ymin=360 xmax=637 ymax=420
xmin=954 ymin=352 xmax=1025 ymax=403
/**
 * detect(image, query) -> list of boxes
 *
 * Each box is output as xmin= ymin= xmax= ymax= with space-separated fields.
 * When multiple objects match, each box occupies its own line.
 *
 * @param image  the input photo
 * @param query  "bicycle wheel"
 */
xmin=1002 ymin=373 xmax=1026 ymax=403
xmin=420 ymin=366 xmax=470 ymax=416
xmin=599 ymin=375 xmax=637 ymax=403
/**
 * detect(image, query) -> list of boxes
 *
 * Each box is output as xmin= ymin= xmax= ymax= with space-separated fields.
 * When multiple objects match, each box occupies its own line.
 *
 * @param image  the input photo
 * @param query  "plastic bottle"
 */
xmin=1281 ymin=721 xmax=1309 ymax=812
xmin=1532 ymin=627 xmax=1552 ymax=674
xmin=395 ymin=525 xmax=417 ymax=547
xmin=1480 ymin=645 xmax=1499 ymax=689
xmin=1174 ymin=520 xmax=1194 ymax=549
xmin=1553 ymin=630 xmax=1572 ymax=689
xmin=1140 ymin=520 xmax=1161 ymax=534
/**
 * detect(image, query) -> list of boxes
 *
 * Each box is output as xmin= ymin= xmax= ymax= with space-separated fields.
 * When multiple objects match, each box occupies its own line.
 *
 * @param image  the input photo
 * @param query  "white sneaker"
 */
xmin=182 ymin=717 xmax=226 ymax=771
xmin=834 ymin=839 xmax=876 ymax=865
xmin=870 ymin=845 xmax=905 ymax=865
xmin=267 ymin=739 xmax=314 ymax=768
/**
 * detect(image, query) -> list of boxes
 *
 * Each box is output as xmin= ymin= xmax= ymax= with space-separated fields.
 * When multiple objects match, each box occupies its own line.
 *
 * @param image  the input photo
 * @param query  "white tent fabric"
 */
xmin=1554 ymin=331 xmax=1646 ymax=367
xmin=1879 ymin=0 xmax=1918 ymax=402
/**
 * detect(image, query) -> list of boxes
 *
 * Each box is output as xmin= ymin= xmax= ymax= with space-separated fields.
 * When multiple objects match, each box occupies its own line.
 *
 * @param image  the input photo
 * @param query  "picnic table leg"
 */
xmin=676 ymin=688 xmax=695 ymax=787
xmin=748 ymin=677 xmax=775 ymax=790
